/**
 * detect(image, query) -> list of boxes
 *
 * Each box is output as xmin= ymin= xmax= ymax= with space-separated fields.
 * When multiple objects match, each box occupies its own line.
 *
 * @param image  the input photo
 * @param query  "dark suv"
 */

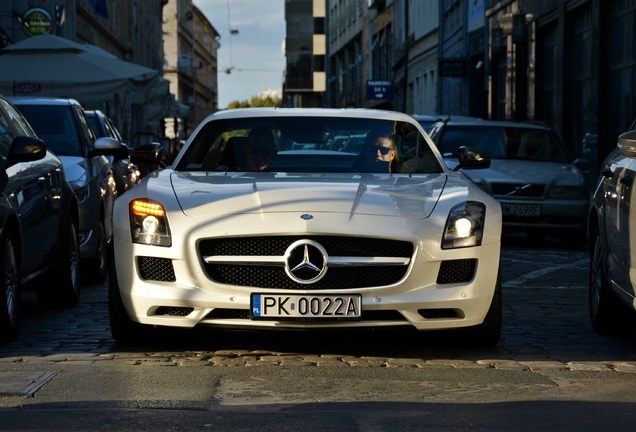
xmin=11 ymin=97 xmax=118 ymax=283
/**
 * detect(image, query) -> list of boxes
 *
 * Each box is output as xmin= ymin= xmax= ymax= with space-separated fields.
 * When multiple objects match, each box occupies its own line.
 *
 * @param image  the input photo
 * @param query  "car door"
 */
xmin=603 ymin=148 xmax=636 ymax=296
xmin=0 ymin=99 xmax=61 ymax=279
xmin=73 ymin=105 xmax=115 ymax=238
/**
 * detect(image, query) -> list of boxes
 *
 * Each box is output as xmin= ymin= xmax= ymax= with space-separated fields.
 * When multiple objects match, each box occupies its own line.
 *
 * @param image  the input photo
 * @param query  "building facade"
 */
xmin=163 ymin=0 xmax=219 ymax=139
xmin=283 ymin=0 xmax=327 ymax=107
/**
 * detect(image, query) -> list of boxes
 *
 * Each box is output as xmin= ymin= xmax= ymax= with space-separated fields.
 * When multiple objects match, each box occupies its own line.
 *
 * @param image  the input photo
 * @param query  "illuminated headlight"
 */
xmin=548 ymin=186 xmax=587 ymax=200
xmin=130 ymin=199 xmax=171 ymax=246
xmin=69 ymin=180 xmax=90 ymax=205
xmin=442 ymin=201 xmax=486 ymax=249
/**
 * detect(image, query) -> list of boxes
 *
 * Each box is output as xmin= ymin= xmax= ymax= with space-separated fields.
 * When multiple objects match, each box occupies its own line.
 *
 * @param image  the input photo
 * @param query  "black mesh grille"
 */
xmin=205 ymin=308 xmax=407 ymax=322
xmin=436 ymin=259 xmax=476 ymax=284
xmin=199 ymin=236 xmax=413 ymax=257
xmin=155 ymin=306 xmax=193 ymax=316
xmin=138 ymin=256 xmax=176 ymax=282
xmin=199 ymin=236 xmax=414 ymax=290
xmin=418 ymin=308 xmax=459 ymax=319
xmin=490 ymin=183 xmax=545 ymax=197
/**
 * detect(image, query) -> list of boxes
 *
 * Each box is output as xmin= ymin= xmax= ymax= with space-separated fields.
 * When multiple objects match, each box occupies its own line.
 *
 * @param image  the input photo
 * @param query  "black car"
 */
xmin=588 ymin=129 xmax=636 ymax=333
xmin=85 ymin=110 xmax=141 ymax=196
xmin=11 ymin=97 xmax=118 ymax=284
xmin=0 ymin=95 xmax=81 ymax=342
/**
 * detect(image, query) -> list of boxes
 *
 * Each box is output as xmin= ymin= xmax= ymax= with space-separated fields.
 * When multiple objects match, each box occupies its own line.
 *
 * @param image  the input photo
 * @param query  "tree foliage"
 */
xmin=227 ymin=93 xmax=282 ymax=109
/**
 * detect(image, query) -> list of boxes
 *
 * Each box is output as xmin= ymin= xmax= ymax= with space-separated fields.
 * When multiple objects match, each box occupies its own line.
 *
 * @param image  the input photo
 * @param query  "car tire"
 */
xmin=108 ymin=251 xmax=154 ymax=344
xmin=589 ymin=234 xmax=634 ymax=334
xmin=83 ymin=217 xmax=108 ymax=285
xmin=466 ymin=273 xmax=502 ymax=347
xmin=37 ymin=218 xmax=82 ymax=308
xmin=0 ymin=231 xmax=20 ymax=342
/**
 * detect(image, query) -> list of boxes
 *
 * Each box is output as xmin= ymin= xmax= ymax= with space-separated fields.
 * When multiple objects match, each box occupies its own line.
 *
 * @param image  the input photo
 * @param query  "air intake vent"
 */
xmin=436 ymin=259 xmax=476 ymax=284
xmin=138 ymin=256 xmax=176 ymax=282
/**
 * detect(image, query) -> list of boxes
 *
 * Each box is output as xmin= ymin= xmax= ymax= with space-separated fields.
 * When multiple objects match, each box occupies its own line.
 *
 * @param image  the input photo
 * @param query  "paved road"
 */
xmin=1 ymin=233 xmax=633 ymax=367
xmin=0 ymin=234 xmax=635 ymax=431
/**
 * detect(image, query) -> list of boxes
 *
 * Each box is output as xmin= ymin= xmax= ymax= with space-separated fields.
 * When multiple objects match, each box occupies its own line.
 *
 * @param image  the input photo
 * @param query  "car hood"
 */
xmin=449 ymin=158 xmax=584 ymax=186
xmin=58 ymin=156 xmax=87 ymax=183
xmin=170 ymin=172 xmax=447 ymax=219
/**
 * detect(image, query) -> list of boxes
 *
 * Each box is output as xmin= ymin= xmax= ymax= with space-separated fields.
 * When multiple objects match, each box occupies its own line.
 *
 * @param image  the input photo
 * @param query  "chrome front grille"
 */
xmin=199 ymin=236 xmax=414 ymax=290
xmin=490 ymin=183 xmax=545 ymax=198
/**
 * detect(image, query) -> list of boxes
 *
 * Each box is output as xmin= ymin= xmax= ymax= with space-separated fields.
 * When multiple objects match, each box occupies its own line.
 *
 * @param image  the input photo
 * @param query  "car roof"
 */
xmin=433 ymin=118 xmax=553 ymax=131
xmin=8 ymin=96 xmax=80 ymax=106
xmin=206 ymin=107 xmax=419 ymax=123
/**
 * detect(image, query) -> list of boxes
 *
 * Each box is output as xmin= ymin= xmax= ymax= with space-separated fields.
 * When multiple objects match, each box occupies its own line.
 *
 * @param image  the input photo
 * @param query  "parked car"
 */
xmin=411 ymin=114 xmax=447 ymax=133
xmin=428 ymin=118 xmax=590 ymax=246
xmin=109 ymin=107 xmax=503 ymax=347
xmin=10 ymin=97 xmax=117 ymax=284
xmin=85 ymin=110 xmax=141 ymax=196
xmin=588 ymin=129 xmax=636 ymax=333
xmin=0 ymin=95 xmax=80 ymax=342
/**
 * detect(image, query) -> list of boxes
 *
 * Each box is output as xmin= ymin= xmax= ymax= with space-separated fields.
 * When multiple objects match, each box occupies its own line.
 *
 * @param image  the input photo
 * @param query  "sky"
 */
xmin=193 ymin=0 xmax=286 ymax=109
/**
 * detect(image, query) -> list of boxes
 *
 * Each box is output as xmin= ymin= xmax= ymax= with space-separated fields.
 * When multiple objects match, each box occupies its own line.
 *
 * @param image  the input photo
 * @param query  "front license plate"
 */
xmin=251 ymin=293 xmax=362 ymax=321
xmin=502 ymin=203 xmax=541 ymax=217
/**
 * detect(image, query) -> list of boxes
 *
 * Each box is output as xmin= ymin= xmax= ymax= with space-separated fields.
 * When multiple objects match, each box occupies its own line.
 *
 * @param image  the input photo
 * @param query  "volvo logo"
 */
xmin=284 ymin=240 xmax=327 ymax=284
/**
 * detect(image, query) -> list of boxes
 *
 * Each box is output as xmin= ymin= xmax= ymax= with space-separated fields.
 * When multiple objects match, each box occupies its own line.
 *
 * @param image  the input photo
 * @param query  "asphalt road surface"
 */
xmin=0 ymin=233 xmax=635 ymax=431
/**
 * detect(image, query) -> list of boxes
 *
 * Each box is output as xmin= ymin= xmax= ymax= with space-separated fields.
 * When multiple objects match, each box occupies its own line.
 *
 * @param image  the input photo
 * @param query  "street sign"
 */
xmin=367 ymin=80 xmax=394 ymax=100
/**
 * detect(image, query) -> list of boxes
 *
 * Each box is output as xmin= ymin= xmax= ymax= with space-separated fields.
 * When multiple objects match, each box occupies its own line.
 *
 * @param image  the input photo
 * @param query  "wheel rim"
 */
xmin=590 ymin=236 xmax=603 ymax=318
xmin=2 ymin=238 xmax=18 ymax=326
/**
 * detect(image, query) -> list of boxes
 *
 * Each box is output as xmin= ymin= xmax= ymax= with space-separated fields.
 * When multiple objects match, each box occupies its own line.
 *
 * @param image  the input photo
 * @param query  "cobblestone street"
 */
xmin=0 ymin=235 xmax=634 ymax=371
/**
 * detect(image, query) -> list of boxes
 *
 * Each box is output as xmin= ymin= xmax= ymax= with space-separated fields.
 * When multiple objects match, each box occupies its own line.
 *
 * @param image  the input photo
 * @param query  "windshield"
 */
xmin=175 ymin=117 xmax=444 ymax=174
xmin=15 ymin=105 xmax=83 ymax=156
xmin=431 ymin=125 xmax=570 ymax=163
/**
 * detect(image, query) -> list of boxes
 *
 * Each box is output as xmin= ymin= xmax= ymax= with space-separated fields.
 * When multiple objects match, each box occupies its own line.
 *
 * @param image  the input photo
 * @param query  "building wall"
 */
xmin=162 ymin=0 xmax=219 ymax=137
xmin=405 ymin=0 xmax=439 ymax=115
xmin=284 ymin=0 xmax=326 ymax=107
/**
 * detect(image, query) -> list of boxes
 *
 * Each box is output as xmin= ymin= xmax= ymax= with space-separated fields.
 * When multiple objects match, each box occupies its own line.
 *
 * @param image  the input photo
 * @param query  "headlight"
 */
xmin=548 ymin=186 xmax=587 ymax=200
xmin=69 ymin=180 xmax=90 ymax=205
xmin=130 ymin=199 xmax=171 ymax=246
xmin=442 ymin=201 xmax=486 ymax=249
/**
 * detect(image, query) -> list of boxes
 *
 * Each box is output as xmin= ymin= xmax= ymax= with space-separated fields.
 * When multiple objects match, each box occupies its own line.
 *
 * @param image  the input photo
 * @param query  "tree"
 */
xmin=227 ymin=93 xmax=282 ymax=109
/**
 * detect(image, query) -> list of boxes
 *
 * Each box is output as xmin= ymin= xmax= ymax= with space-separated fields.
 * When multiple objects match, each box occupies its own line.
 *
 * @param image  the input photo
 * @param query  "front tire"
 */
xmin=37 ymin=218 xmax=82 ymax=308
xmin=108 ymin=251 xmax=154 ymax=344
xmin=83 ymin=217 xmax=108 ymax=285
xmin=466 ymin=274 xmax=502 ymax=347
xmin=589 ymin=233 xmax=633 ymax=334
xmin=0 ymin=232 xmax=20 ymax=342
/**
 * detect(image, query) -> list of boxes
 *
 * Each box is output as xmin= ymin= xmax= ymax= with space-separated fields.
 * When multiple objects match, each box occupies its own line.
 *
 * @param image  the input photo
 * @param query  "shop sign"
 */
xmin=21 ymin=8 xmax=53 ymax=36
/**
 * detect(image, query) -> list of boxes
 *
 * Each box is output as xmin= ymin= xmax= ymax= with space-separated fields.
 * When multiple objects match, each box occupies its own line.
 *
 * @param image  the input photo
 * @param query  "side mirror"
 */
xmin=7 ymin=136 xmax=47 ymax=163
xmin=94 ymin=137 xmax=129 ymax=160
xmin=453 ymin=146 xmax=491 ymax=171
xmin=130 ymin=142 xmax=165 ymax=166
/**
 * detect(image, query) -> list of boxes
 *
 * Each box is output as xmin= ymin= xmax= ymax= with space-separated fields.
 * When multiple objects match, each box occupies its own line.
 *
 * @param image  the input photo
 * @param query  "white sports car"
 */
xmin=110 ymin=108 xmax=503 ymax=346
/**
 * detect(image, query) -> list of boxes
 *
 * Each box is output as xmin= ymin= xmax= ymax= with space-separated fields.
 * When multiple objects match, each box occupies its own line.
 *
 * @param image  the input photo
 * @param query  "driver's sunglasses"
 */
xmin=248 ymin=146 xmax=275 ymax=156
xmin=371 ymin=146 xmax=392 ymax=155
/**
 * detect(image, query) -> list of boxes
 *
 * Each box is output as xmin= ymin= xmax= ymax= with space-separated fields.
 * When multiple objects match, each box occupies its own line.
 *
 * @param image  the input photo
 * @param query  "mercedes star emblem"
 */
xmin=284 ymin=240 xmax=328 ymax=284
